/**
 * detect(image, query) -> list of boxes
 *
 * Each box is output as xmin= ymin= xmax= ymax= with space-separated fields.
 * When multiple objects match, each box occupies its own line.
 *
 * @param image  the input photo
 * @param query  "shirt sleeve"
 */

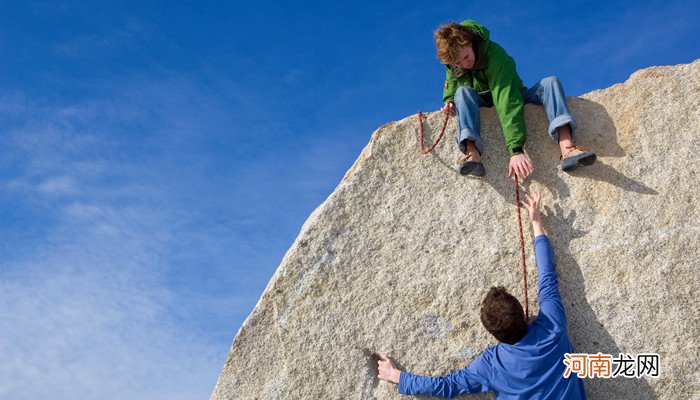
xmin=486 ymin=44 xmax=527 ymax=155
xmin=535 ymin=235 xmax=566 ymax=330
xmin=442 ymin=67 xmax=458 ymax=104
xmin=398 ymin=353 xmax=491 ymax=398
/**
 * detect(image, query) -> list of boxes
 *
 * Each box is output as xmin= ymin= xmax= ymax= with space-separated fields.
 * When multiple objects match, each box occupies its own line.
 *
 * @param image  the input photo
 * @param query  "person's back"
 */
xmin=468 ymin=235 xmax=585 ymax=399
xmin=378 ymin=192 xmax=587 ymax=399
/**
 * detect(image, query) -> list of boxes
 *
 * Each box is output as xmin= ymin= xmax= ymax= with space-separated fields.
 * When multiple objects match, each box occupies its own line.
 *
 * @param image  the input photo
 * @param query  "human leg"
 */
xmin=454 ymin=86 xmax=490 ymax=176
xmin=523 ymin=77 xmax=595 ymax=170
xmin=522 ymin=76 xmax=577 ymax=146
xmin=558 ymin=124 xmax=573 ymax=154
xmin=453 ymin=87 xmax=488 ymax=176
xmin=454 ymin=86 xmax=490 ymax=155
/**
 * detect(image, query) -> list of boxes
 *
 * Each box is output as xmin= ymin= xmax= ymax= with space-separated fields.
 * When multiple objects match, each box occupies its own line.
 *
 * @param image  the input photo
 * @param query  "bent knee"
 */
xmin=541 ymin=76 xmax=562 ymax=87
xmin=455 ymin=86 xmax=479 ymax=101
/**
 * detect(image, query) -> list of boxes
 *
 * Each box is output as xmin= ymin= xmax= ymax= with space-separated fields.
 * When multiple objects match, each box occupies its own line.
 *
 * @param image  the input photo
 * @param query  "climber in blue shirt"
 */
xmin=377 ymin=190 xmax=586 ymax=399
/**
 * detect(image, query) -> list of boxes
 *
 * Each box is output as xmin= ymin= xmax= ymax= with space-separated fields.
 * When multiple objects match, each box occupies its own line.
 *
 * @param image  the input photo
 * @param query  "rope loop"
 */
xmin=418 ymin=111 xmax=449 ymax=154
xmin=418 ymin=110 xmax=529 ymax=320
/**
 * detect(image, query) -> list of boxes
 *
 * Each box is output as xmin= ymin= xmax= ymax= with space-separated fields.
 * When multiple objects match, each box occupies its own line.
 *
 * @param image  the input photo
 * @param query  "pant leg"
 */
xmin=453 ymin=86 xmax=491 ymax=154
xmin=521 ymin=76 xmax=577 ymax=143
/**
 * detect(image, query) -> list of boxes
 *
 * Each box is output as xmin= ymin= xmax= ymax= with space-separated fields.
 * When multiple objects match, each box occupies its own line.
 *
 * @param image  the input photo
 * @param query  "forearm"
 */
xmin=535 ymin=235 xmax=560 ymax=302
xmin=399 ymin=372 xmax=465 ymax=398
xmin=398 ymin=364 xmax=487 ymax=398
xmin=535 ymin=235 xmax=566 ymax=326
xmin=389 ymin=369 xmax=401 ymax=384
xmin=496 ymin=94 xmax=527 ymax=155
xmin=531 ymin=220 xmax=545 ymax=237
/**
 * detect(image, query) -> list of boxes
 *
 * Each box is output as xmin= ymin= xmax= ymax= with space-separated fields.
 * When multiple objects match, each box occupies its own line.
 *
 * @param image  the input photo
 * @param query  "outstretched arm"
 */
xmin=378 ymin=354 xmax=490 ymax=398
xmin=521 ymin=190 xmax=566 ymax=329
xmin=484 ymin=45 xmax=533 ymax=180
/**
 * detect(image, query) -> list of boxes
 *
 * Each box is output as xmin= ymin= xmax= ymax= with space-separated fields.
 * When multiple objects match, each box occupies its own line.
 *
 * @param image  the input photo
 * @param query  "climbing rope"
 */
xmin=417 ymin=111 xmax=450 ymax=154
xmin=417 ymin=109 xmax=530 ymax=319
xmin=514 ymin=176 xmax=530 ymax=320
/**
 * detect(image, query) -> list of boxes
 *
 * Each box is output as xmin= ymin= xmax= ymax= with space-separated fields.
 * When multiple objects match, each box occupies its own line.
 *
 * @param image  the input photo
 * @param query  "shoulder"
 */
xmin=476 ymin=345 xmax=497 ymax=365
xmin=532 ymin=313 xmax=566 ymax=339
xmin=486 ymin=41 xmax=513 ymax=61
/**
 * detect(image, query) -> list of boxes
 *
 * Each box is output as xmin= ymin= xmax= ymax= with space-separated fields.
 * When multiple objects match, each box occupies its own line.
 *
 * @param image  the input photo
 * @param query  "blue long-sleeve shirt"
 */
xmin=398 ymin=235 xmax=586 ymax=399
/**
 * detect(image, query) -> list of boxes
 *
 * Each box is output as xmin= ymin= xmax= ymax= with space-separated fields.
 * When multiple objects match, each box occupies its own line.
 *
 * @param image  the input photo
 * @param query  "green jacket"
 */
xmin=443 ymin=20 xmax=526 ymax=155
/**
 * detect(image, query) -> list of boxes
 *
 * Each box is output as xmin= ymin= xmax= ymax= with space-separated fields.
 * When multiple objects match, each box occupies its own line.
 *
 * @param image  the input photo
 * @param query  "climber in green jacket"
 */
xmin=435 ymin=20 xmax=596 ymax=178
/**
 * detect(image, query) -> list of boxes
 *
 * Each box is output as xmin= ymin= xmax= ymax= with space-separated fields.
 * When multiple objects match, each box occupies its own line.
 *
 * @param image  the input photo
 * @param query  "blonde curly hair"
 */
xmin=434 ymin=22 xmax=478 ymax=65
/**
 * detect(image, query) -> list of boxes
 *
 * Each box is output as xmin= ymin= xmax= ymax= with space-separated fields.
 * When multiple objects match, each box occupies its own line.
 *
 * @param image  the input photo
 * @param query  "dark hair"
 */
xmin=480 ymin=286 xmax=528 ymax=345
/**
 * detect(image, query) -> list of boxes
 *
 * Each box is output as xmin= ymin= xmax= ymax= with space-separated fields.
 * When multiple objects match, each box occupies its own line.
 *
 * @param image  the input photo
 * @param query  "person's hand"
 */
xmin=521 ymin=189 xmax=545 ymax=236
xmin=442 ymin=101 xmax=456 ymax=116
xmin=377 ymin=354 xmax=401 ymax=384
xmin=508 ymin=153 xmax=534 ymax=180
xmin=521 ymin=189 xmax=542 ymax=223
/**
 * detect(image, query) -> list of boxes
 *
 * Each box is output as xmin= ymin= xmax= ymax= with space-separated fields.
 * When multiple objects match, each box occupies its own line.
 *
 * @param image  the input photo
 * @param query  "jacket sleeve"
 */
xmin=398 ymin=353 xmax=491 ymax=398
xmin=486 ymin=45 xmax=527 ymax=155
xmin=535 ymin=235 xmax=566 ymax=331
xmin=442 ymin=67 xmax=458 ymax=104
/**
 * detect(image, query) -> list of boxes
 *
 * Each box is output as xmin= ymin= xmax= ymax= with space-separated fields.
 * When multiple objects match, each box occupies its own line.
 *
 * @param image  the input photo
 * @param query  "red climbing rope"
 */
xmin=418 ymin=111 xmax=450 ymax=154
xmin=514 ymin=176 xmax=530 ymax=320
xmin=417 ymin=110 xmax=529 ymax=319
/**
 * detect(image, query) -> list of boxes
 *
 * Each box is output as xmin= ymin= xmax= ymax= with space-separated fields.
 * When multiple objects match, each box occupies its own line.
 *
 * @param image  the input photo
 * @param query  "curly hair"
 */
xmin=480 ymin=286 xmax=528 ymax=345
xmin=434 ymin=22 xmax=479 ymax=65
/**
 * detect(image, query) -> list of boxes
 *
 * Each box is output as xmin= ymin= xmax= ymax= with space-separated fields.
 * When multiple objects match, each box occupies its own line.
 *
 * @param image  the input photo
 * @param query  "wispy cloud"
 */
xmin=0 ymin=213 xmax=220 ymax=400
xmin=37 ymin=176 xmax=76 ymax=195
xmin=0 ymin=46 xmax=354 ymax=396
xmin=52 ymin=18 xmax=152 ymax=59
xmin=0 ymin=76 xmax=240 ymax=399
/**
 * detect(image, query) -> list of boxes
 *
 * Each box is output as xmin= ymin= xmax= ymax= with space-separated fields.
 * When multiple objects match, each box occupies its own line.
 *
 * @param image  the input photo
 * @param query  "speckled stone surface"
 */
xmin=211 ymin=60 xmax=700 ymax=400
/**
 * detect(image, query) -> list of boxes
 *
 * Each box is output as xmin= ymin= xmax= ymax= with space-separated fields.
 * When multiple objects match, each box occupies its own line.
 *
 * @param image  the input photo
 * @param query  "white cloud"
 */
xmin=52 ymin=19 xmax=151 ymax=59
xmin=0 ymin=41 xmax=330 ymax=396
xmin=0 ymin=84 xmax=232 ymax=399
xmin=38 ymin=176 xmax=76 ymax=195
xmin=0 ymin=199 xmax=224 ymax=399
xmin=0 ymin=232 xmax=221 ymax=400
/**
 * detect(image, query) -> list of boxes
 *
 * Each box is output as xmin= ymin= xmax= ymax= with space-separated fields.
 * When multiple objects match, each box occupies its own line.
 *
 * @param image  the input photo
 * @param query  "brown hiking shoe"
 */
xmin=457 ymin=152 xmax=485 ymax=176
xmin=561 ymin=145 xmax=596 ymax=171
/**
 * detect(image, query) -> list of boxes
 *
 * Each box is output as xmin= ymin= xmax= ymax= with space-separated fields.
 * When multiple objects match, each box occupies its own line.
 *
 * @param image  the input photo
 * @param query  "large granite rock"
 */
xmin=211 ymin=60 xmax=700 ymax=399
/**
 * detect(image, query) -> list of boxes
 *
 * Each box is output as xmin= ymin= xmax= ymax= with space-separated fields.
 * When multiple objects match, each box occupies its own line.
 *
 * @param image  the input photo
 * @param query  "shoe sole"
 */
xmin=561 ymin=152 xmax=597 ymax=172
xmin=460 ymin=161 xmax=486 ymax=177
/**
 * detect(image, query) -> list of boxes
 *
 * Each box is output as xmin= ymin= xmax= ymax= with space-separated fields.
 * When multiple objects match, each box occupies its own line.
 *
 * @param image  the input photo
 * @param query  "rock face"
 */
xmin=211 ymin=60 xmax=700 ymax=399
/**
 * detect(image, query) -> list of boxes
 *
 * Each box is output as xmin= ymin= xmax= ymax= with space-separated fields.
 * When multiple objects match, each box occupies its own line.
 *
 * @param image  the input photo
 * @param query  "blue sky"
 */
xmin=0 ymin=1 xmax=698 ymax=399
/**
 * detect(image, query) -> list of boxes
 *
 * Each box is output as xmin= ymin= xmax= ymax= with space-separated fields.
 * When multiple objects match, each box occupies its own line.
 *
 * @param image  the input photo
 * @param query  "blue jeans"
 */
xmin=454 ymin=76 xmax=577 ymax=154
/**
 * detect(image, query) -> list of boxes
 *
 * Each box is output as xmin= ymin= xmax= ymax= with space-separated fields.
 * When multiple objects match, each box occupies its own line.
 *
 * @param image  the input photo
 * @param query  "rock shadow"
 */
xmin=409 ymin=99 xmax=657 ymax=398
xmin=490 ymin=97 xmax=654 ymax=201
xmin=568 ymin=97 xmax=626 ymax=158
xmin=545 ymin=204 xmax=656 ymax=399
xmin=565 ymin=161 xmax=657 ymax=195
